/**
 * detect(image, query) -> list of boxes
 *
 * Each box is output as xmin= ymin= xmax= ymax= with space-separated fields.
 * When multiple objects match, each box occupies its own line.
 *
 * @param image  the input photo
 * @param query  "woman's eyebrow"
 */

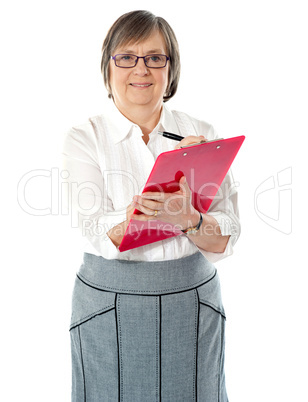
xmin=144 ymin=49 xmax=164 ymax=54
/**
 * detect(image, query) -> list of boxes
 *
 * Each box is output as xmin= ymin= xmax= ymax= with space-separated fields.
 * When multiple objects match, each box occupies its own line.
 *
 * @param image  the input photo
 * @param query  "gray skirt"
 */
xmin=70 ymin=252 xmax=228 ymax=402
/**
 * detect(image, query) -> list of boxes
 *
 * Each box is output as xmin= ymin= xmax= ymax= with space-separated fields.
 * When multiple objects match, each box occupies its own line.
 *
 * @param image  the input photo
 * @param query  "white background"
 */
xmin=2 ymin=0 xmax=307 ymax=400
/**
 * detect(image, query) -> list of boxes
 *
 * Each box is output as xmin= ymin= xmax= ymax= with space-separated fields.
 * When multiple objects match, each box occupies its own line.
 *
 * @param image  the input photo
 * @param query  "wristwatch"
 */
xmin=181 ymin=212 xmax=203 ymax=235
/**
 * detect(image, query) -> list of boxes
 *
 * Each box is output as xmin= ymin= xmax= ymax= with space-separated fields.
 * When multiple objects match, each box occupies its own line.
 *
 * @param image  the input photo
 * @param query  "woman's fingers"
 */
xmin=139 ymin=192 xmax=165 ymax=200
xmin=132 ymin=195 xmax=162 ymax=217
xmin=126 ymin=202 xmax=136 ymax=221
xmin=130 ymin=176 xmax=193 ymax=224
xmin=174 ymin=135 xmax=206 ymax=149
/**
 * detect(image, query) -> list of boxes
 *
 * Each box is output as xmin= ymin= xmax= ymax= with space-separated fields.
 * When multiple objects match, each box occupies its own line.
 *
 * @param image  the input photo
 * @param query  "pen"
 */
xmin=158 ymin=131 xmax=184 ymax=141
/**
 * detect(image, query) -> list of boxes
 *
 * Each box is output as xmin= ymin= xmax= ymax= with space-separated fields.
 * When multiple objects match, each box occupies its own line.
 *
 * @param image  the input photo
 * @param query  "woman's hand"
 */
xmin=131 ymin=176 xmax=199 ymax=231
xmin=126 ymin=201 xmax=136 ymax=222
xmin=174 ymin=135 xmax=206 ymax=149
xmin=106 ymin=202 xmax=137 ymax=247
xmin=131 ymin=135 xmax=206 ymax=230
xmin=130 ymin=174 xmax=230 ymax=253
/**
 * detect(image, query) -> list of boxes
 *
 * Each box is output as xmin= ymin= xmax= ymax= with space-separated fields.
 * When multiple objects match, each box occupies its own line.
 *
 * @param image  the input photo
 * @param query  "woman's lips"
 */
xmin=130 ymin=83 xmax=152 ymax=88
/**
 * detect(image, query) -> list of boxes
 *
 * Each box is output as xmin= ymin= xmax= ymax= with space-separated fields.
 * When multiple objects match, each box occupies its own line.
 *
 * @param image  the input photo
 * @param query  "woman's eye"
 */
xmin=150 ymin=56 xmax=160 ymax=62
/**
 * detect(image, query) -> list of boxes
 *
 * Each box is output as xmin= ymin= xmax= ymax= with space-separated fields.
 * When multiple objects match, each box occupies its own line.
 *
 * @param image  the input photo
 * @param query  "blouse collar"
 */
xmin=106 ymin=101 xmax=179 ymax=144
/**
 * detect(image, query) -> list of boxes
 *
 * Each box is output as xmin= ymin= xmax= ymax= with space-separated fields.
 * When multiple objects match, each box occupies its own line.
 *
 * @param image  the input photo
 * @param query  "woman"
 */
xmin=63 ymin=10 xmax=240 ymax=401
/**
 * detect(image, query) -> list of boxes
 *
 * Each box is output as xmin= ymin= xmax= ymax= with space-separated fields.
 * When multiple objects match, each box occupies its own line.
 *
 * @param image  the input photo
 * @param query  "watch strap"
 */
xmin=181 ymin=211 xmax=203 ymax=234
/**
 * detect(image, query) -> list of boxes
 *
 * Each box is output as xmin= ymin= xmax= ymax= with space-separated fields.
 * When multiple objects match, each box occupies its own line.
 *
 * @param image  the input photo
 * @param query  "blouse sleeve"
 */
xmin=62 ymin=124 xmax=127 ymax=255
xmin=200 ymin=168 xmax=241 ymax=263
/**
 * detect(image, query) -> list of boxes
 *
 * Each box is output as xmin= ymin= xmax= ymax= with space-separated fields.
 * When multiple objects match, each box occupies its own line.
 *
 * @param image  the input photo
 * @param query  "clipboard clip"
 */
xmin=180 ymin=138 xmax=224 ymax=148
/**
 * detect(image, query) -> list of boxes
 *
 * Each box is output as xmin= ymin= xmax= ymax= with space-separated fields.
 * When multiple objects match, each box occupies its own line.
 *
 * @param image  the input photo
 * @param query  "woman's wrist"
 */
xmin=107 ymin=219 xmax=129 ymax=247
xmin=181 ymin=211 xmax=203 ymax=234
xmin=180 ymin=209 xmax=200 ymax=231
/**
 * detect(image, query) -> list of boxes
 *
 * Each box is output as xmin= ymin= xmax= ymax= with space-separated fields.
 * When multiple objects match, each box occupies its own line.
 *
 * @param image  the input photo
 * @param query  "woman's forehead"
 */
xmin=114 ymin=30 xmax=167 ymax=53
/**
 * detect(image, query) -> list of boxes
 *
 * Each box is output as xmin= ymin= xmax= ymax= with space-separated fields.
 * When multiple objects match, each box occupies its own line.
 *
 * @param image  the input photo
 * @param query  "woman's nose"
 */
xmin=133 ymin=58 xmax=149 ymax=75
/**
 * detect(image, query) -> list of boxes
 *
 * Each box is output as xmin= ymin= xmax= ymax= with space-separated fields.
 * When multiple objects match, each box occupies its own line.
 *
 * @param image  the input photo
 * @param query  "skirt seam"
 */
xmin=155 ymin=296 xmax=161 ymax=402
xmin=194 ymin=289 xmax=200 ymax=401
xmin=198 ymin=300 xmax=226 ymax=319
xmin=76 ymin=270 xmax=217 ymax=296
xmin=70 ymin=305 xmax=115 ymax=331
xmin=218 ymin=317 xmax=225 ymax=402
xmin=159 ymin=296 xmax=162 ymax=402
xmin=116 ymin=294 xmax=123 ymax=401
xmin=77 ymin=325 xmax=86 ymax=402
xmin=114 ymin=294 xmax=121 ymax=402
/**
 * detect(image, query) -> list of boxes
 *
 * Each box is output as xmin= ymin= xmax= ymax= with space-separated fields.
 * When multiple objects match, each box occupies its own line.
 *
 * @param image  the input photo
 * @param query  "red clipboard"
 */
xmin=119 ymin=135 xmax=245 ymax=252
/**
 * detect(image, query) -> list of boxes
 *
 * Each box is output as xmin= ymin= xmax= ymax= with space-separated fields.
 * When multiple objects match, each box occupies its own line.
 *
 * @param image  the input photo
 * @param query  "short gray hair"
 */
xmin=101 ymin=10 xmax=180 ymax=102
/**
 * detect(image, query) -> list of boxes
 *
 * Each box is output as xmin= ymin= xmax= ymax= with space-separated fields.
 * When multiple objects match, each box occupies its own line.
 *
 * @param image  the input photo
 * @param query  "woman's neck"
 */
xmin=114 ymin=101 xmax=163 ymax=137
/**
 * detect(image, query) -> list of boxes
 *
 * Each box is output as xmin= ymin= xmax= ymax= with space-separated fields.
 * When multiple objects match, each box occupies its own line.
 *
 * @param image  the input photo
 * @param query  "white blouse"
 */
xmin=62 ymin=101 xmax=240 ymax=263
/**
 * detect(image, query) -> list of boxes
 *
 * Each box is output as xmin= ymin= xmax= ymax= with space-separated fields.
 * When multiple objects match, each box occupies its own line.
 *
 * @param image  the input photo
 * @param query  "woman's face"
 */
xmin=109 ymin=30 xmax=169 ymax=116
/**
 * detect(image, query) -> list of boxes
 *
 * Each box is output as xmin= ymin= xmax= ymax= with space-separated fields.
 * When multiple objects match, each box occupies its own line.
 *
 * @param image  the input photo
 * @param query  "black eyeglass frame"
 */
xmin=111 ymin=54 xmax=170 ymax=69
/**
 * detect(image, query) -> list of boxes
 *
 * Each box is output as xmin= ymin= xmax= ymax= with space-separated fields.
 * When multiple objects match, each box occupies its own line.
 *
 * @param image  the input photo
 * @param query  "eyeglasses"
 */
xmin=111 ymin=54 xmax=170 ymax=69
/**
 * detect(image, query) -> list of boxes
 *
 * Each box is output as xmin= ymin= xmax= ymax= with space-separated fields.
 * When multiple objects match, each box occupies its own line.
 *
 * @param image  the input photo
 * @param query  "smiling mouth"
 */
xmin=130 ymin=83 xmax=152 ymax=88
